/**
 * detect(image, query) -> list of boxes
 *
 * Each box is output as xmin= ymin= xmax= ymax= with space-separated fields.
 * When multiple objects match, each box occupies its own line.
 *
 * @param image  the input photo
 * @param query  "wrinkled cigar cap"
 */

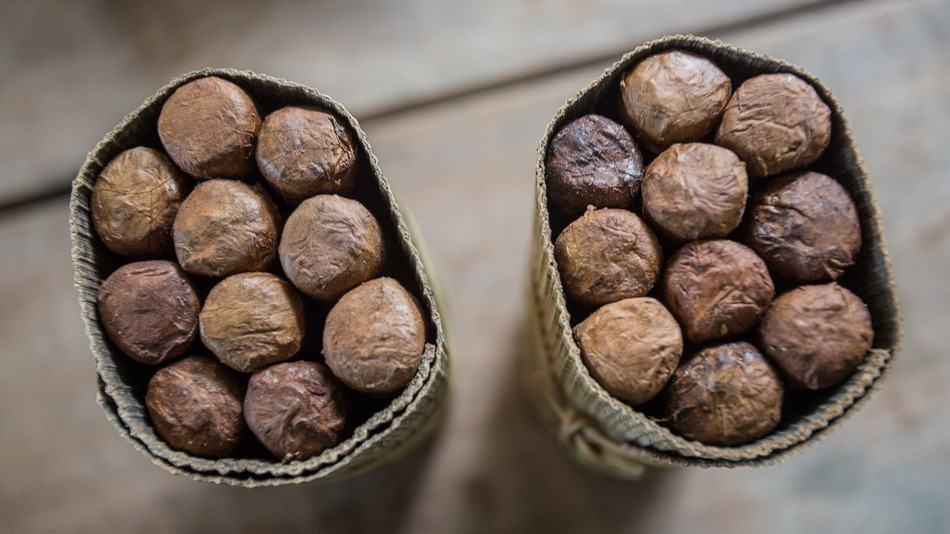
xmin=158 ymin=76 xmax=261 ymax=179
xmin=97 ymin=260 xmax=200 ymax=365
xmin=244 ymin=361 xmax=348 ymax=461
xmin=663 ymin=240 xmax=775 ymax=343
xmin=642 ymin=143 xmax=748 ymax=241
xmin=621 ymin=50 xmax=731 ymax=151
xmin=146 ymin=355 xmax=246 ymax=458
xmin=200 ymin=272 xmax=306 ymax=373
xmin=716 ymin=73 xmax=831 ymax=177
xmin=546 ymin=114 xmax=643 ymax=216
xmin=555 ymin=208 xmax=662 ymax=308
xmin=323 ymin=277 xmax=426 ymax=395
xmin=747 ymin=172 xmax=861 ymax=283
xmin=279 ymin=195 xmax=384 ymax=301
xmin=256 ymin=106 xmax=357 ymax=201
xmin=173 ymin=179 xmax=280 ymax=278
xmin=92 ymin=147 xmax=189 ymax=257
xmin=760 ymin=283 xmax=873 ymax=390
xmin=574 ymin=297 xmax=683 ymax=405
xmin=666 ymin=342 xmax=783 ymax=446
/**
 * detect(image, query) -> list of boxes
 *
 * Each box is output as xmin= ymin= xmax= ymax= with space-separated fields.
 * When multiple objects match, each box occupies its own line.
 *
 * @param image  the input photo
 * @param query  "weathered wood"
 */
xmin=1 ymin=0 xmax=949 ymax=532
xmin=0 ymin=0 xmax=826 ymax=204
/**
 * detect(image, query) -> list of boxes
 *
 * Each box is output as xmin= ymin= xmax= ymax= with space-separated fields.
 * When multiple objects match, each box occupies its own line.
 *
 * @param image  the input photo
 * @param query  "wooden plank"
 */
xmin=0 ymin=0 xmax=827 ymax=204
xmin=1 ymin=0 xmax=949 ymax=532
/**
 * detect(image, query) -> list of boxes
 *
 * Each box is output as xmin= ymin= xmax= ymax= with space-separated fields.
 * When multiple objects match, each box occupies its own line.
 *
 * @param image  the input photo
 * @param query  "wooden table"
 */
xmin=1 ymin=0 xmax=948 ymax=532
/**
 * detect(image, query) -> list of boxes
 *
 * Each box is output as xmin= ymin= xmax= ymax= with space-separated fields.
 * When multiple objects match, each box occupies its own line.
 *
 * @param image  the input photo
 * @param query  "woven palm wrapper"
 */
xmin=69 ymin=68 xmax=449 ymax=487
xmin=527 ymin=35 xmax=902 ymax=478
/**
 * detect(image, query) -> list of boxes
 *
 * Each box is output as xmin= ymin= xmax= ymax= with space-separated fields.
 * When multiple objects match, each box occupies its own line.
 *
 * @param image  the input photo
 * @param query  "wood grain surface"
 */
xmin=1 ymin=0 xmax=948 ymax=532
xmin=0 ymin=0 xmax=826 ymax=204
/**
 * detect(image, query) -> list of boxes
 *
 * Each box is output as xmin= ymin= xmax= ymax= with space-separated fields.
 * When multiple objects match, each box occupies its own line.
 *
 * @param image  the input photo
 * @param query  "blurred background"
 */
xmin=1 ymin=0 xmax=948 ymax=532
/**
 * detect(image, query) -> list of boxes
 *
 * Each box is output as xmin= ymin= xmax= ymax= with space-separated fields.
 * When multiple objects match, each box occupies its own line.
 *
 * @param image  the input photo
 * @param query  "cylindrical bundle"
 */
xmin=70 ymin=69 xmax=449 ymax=486
xmin=528 ymin=35 xmax=901 ymax=476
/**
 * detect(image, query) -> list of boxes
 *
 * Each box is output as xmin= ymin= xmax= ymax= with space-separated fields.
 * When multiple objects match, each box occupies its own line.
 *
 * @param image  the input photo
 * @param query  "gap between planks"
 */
xmin=0 ymin=0 xmax=870 ymax=216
